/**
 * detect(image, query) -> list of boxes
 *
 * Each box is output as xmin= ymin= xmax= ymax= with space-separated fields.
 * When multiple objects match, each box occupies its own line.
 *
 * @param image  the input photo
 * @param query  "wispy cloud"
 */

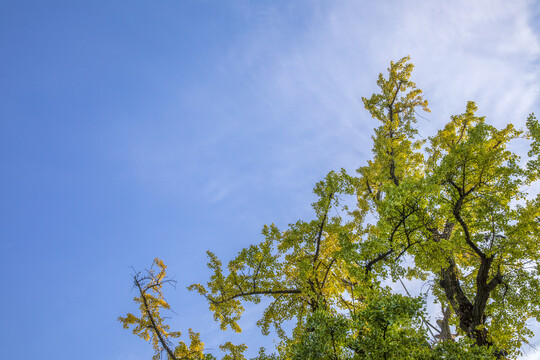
xmin=117 ymin=0 xmax=540 ymax=235
xmin=262 ymin=0 xmax=540 ymax=137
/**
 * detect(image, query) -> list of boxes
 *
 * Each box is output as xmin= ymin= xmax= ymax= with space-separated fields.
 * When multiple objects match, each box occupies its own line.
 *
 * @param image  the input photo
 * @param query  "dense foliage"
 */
xmin=120 ymin=57 xmax=540 ymax=359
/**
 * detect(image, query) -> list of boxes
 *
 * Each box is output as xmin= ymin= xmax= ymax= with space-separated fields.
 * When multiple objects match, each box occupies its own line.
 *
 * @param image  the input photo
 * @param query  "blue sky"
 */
xmin=1 ymin=1 xmax=539 ymax=359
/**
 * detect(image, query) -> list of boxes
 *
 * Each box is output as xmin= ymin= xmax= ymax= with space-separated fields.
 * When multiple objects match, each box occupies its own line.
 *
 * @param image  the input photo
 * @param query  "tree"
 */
xmin=118 ymin=259 xmax=207 ymax=360
xmin=120 ymin=57 xmax=540 ymax=359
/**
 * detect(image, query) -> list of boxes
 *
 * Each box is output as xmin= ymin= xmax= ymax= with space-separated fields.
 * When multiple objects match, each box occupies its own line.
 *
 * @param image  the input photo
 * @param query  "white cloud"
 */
xmin=263 ymin=0 xmax=540 ymax=138
xmin=123 ymin=0 xmax=540 ymax=208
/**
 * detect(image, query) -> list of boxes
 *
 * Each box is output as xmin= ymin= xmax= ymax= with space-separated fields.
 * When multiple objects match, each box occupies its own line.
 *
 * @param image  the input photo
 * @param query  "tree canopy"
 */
xmin=120 ymin=57 xmax=540 ymax=360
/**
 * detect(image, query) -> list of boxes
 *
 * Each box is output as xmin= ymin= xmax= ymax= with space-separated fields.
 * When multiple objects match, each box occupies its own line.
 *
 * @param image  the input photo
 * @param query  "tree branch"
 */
xmin=313 ymin=193 xmax=334 ymax=265
xmin=134 ymin=276 xmax=178 ymax=360
xmin=210 ymin=289 xmax=301 ymax=305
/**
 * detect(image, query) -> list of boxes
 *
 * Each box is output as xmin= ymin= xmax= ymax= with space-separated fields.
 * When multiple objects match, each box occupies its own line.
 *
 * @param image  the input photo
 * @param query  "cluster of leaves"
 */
xmin=289 ymin=293 xmax=428 ymax=360
xmin=120 ymin=57 xmax=540 ymax=359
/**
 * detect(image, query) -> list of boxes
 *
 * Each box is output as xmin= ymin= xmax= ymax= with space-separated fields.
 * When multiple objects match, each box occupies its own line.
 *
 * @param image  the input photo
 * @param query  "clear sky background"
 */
xmin=1 ymin=1 xmax=539 ymax=359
